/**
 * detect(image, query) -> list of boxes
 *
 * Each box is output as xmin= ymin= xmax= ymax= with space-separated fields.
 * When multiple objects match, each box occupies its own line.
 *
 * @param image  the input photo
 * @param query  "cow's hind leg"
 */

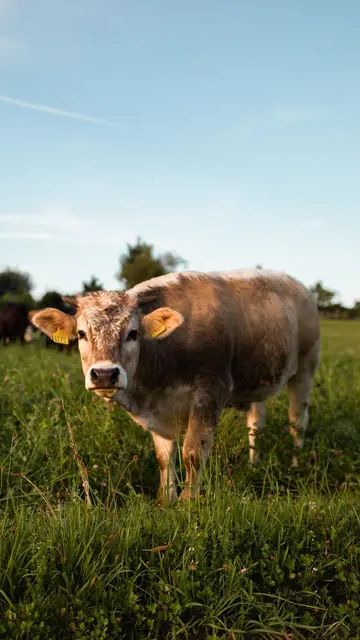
xmin=151 ymin=432 xmax=177 ymax=504
xmin=288 ymin=340 xmax=320 ymax=467
xmin=180 ymin=385 xmax=223 ymax=500
xmin=246 ymin=402 xmax=266 ymax=464
xmin=180 ymin=424 xmax=214 ymax=501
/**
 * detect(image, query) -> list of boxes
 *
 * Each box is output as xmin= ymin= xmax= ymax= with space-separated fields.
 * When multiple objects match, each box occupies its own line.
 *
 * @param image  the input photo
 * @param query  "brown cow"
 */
xmin=0 ymin=303 xmax=29 ymax=345
xmin=30 ymin=270 xmax=320 ymax=503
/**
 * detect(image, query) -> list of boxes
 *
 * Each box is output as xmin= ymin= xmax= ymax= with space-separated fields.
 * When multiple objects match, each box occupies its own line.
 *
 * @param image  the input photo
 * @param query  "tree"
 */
xmin=310 ymin=281 xmax=336 ymax=310
xmin=116 ymin=239 xmax=186 ymax=289
xmin=82 ymin=276 xmax=104 ymax=293
xmin=38 ymin=290 xmax=66 ymax=310
xmin=0 ymin=268 xmax=33 ymax=297
xmin=350 ymin=300 xmax=360 ymax=319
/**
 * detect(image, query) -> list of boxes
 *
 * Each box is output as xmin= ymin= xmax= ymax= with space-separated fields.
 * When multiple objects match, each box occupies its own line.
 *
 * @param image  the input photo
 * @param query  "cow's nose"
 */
xmin=90 ymin=366 xmax=120 ymax=387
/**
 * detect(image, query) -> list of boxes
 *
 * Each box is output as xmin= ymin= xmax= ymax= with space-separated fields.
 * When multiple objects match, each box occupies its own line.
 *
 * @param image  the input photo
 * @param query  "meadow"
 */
xmin=0 ymin=320 xmax=360 ymax=639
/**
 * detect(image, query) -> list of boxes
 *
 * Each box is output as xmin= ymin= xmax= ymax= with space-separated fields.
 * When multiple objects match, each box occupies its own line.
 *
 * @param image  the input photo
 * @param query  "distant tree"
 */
xmin=0 ymin=268 xmax=33 ymax=297
xmin=350 ymin=300 xmax=360 ymax=318
xmin=116 ymin=239 xmax=186 ymax=289
xmin=310 ymin=281 xmax=336 ymax=310
xmin=82 ymin=276 xmax=104 ymax=293
xmin=38 ymin=290 xmax=65 ymax=310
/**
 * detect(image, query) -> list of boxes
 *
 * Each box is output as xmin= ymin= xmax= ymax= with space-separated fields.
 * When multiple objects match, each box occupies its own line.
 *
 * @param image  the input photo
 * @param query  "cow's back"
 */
xmin=215 ymin=272 xmax=319 ymax=400
xmin=131 ymin=270 xmax=319 ymax=398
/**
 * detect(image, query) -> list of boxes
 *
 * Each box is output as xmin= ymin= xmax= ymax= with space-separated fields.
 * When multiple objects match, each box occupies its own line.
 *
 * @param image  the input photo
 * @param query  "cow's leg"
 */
xmin=288 ymin=340 xmax=319 ymax=467
xmin=180 ymin=422 xmax=215 ymax=501
xmin=151 ymin=432 xmax=177 ymax=504
xmin=180 ymin=386 xmax=222 ymax=501
xmin=246 ymin=402 xmax=266 ymax=464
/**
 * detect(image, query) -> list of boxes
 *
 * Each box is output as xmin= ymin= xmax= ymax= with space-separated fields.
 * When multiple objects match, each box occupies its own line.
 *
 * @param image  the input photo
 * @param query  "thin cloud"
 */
xmin=0 ymin=211 xmax=95 ymax=233
xmin=300 ymin=218 xmax=324 ymax=231
xmin=0 ymin=93 xmax=114 ymax=125
xmin=272 ymin=108 xmax=321 ymax=127
xmin=0 ymin=0 xmax=12 ymax=16
xmin=234 ymin=107 xmax=323 ymax=138
xmin=0 ymin=207 xmax=134 ymax=245
xmin=0 ymin=229 xmax=129 ymax=245
xmin=0 ymin=37 xmax=18 ymax=53
xmin=0 ymin=232 xmax=54 ymax=240
xmin=0 ymin=37 xmax=23 ymax=66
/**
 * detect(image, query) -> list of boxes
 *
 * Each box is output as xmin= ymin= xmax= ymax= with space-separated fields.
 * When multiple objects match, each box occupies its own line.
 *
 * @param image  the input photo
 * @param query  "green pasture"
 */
xmin=0 ymin=320 xmax=359 ymax=639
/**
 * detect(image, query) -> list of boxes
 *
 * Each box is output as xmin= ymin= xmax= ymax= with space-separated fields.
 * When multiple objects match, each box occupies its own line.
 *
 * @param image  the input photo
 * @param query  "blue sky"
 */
xmin=0 ymin=0 xmax=359 ymax=303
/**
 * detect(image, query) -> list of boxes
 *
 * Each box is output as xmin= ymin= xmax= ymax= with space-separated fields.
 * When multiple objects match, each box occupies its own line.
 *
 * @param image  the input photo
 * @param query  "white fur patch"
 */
xmin=128 ymin=269 xmax=288 ymax=299
xmin=129 ymin=272 xmax=181 ymax=297
xmin=208 ymin=269 xmax=288 ymax=281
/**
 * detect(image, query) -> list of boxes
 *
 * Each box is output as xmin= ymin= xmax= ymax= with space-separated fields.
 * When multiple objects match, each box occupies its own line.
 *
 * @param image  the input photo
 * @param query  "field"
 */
xmin=0 ymin=320 xmax=360 ymax=639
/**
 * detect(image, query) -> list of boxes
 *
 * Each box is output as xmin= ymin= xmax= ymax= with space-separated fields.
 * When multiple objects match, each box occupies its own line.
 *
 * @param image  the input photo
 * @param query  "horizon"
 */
xmin=0 ymin=1 xmax=359 ymax=305
xmin=0 ymin=263 xmax=353 ymax=310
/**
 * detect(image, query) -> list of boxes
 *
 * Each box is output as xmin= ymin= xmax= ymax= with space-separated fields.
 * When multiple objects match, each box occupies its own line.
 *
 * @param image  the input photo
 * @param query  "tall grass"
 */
xmin=0 ymin=321 xmax=359 ymax=638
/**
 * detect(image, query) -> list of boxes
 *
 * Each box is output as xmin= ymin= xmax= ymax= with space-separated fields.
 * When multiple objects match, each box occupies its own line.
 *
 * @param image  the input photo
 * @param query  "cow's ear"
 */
xmin=30 ymin=308 xmax=77 ymax=344
xmin=142 ymin=307 xmax=184 ymax=340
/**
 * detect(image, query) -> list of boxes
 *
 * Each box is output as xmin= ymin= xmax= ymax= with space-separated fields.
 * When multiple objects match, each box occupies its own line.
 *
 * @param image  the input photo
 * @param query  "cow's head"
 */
xmin=30 ymin=291 xmax=183 ymax=399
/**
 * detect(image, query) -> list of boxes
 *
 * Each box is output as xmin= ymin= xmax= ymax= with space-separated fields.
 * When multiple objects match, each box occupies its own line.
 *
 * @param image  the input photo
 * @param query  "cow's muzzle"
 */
xmin=89 ymin=366 xmax=120 ymax=388
xmin=85 ymin=361 xmax=128 ymax=396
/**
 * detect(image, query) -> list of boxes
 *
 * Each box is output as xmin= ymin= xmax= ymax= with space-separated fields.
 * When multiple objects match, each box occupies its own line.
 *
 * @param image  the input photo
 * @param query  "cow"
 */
xmin=0 ymin=302 xmax=29 ymax=345
xmin=30 ymin=270 xmax=320 ymax=503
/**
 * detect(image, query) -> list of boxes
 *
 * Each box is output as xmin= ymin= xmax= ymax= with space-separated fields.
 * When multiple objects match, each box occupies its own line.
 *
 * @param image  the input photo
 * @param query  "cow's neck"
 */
xmin=136 ymin=338 xmax=180 ymax=389
xmin=113 ymin=372 xmax=157 ymax=411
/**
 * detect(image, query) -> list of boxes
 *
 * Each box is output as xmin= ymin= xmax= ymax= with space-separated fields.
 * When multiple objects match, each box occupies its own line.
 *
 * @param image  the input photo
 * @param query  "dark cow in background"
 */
xmin=0 ymin=303 xmax=29 ymax=345
xmin=31 ymin=270 xmax=320 ymax=503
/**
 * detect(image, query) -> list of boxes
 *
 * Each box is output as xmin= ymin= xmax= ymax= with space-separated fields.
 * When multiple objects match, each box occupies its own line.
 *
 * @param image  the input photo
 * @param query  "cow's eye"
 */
xmin=77 ymin=330 xmax=86 ymax=339
xmin=126 ymin=329 xmax=138 ymax=342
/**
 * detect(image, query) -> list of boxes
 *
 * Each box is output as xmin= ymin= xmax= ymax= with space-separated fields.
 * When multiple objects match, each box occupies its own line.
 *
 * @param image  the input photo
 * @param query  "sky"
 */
xmin=0 ymin=0 xmax=359 ymax=304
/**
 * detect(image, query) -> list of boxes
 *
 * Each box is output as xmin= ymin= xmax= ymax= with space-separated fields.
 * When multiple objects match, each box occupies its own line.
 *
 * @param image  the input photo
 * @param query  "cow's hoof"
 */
xmin=179 ymin=486 xmax=200 ymax=501
xmin=156 ymin=488 xmax=178 ymax=506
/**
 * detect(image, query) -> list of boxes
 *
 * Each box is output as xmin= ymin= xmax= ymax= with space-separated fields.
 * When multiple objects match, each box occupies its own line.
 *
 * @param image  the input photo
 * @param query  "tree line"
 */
xmin=0 ymin=239 xmax=186 ymax=310
xmin=0 ymin=239 xmax=359 ymax=319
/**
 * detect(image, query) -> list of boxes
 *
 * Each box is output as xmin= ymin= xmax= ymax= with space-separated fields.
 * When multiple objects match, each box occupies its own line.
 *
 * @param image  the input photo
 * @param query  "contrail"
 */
xmin=0 ymin=93 xmax=113 ymax=125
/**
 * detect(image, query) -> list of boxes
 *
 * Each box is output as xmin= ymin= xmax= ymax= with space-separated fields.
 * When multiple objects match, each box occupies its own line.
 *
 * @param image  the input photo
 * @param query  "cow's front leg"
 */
xmin=180 ymin=385 xmax=222 ymax=501
xmin=246 ymin=402 xmax=266 ymax=465
xmin=151 ymin=431 xmax=177 ymax=504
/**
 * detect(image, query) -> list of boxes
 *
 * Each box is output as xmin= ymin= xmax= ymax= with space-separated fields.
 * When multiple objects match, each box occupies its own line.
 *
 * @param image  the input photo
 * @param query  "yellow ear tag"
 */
xmin=151 ymin=323 xmax=166 ymax=338
xmin=52 ymin=330 xmax=69 ymax=345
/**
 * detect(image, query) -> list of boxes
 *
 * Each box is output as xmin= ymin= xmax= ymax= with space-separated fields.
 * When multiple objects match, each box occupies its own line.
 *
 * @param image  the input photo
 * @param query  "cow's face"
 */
xmin=30 ymin=291 xmax=183 ymax=399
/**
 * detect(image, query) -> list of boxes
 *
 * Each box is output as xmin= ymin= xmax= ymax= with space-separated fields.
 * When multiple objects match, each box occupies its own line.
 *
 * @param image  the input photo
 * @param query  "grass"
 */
xmin=0 ymin=320 xmax=360 ymax=638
